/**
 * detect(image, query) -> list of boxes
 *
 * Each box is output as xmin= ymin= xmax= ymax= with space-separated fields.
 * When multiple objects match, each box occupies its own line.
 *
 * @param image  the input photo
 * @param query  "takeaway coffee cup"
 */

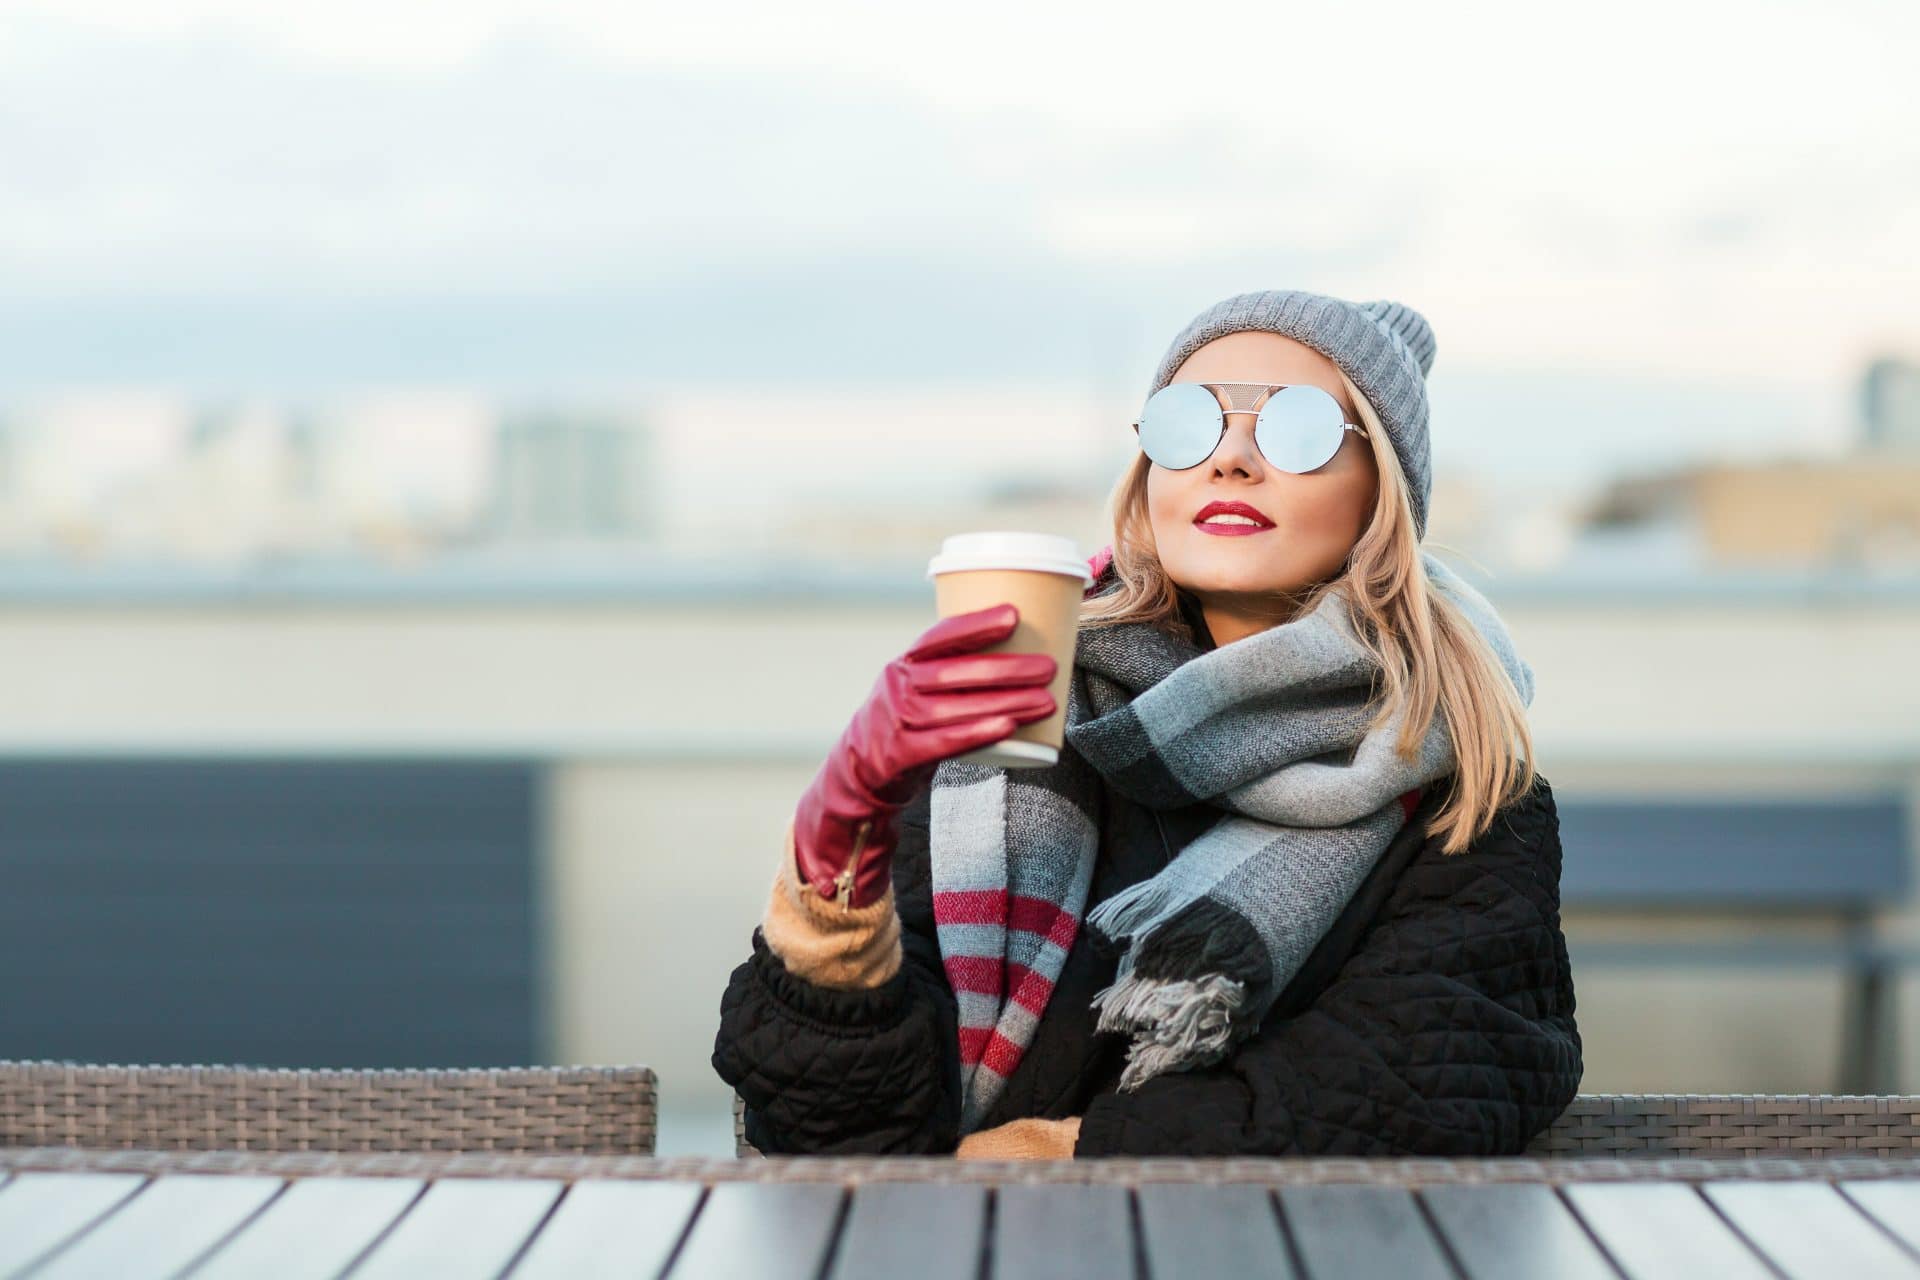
xmin=925 ymin=531 xmax=1094 ymax=769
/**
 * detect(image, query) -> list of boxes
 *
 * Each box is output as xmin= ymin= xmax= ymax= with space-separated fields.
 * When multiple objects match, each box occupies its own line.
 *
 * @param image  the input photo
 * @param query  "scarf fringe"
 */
xmin=1083 ymin=872 xmax=1194 ymax=959
xmin=1090 ymin=970 xmax=1247 ymax=1091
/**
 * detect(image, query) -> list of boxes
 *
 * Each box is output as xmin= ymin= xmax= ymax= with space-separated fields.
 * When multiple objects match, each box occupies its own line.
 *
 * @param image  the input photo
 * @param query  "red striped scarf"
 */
xmin=932 ymin=783 xmax=1421 ymax=1118
xmin=928 ymin=542 xmax=1467 ymax=1130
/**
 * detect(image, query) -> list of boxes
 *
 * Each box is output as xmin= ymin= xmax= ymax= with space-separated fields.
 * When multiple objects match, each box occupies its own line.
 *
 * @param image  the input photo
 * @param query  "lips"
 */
xmin=1192 ymin=499 xmax=1275 ymax=528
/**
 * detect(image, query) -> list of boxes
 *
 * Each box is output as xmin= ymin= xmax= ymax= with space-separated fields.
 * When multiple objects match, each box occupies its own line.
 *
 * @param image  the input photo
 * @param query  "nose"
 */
xmin=1210 ymin=410 xmax=1265 ymax=474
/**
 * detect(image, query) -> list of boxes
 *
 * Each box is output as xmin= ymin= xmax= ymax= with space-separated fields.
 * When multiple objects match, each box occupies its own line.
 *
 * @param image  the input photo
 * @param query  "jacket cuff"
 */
xmin=760 ymin=819 xmax=904 ymax=990
xmin=1071 ymin=1091 xmax=1134 ymax=1157
xmin=747 ymin=924 xmax=917 ymax=1028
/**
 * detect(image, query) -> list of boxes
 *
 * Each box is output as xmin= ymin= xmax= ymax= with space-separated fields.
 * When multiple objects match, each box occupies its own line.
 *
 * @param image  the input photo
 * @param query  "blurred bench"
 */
xmin=1556 ymin=792 xmax=1916 ymax=1093
xmin=731 ymin=1089 xmax=1920 ymax=1158
xmin=0 ymin=1060 xmax=657 ymax=1154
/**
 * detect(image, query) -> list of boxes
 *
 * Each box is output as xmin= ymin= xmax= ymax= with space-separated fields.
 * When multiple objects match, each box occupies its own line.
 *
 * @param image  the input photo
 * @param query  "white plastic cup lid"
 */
xmin=926 ymin=531 xmax=1094 ymax=585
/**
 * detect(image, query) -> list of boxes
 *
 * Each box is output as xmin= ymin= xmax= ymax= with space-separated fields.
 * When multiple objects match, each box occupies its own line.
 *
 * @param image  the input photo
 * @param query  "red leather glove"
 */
xmin=792 ymin=602 xmax=1059 ymax=908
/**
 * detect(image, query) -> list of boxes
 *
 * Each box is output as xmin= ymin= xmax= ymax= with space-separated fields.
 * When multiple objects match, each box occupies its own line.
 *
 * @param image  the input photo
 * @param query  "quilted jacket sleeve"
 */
xmin=1073 ymin=775 xmax=1583 ymax=1158
xmin=711 ymin=784 xmax=964 ymax=1154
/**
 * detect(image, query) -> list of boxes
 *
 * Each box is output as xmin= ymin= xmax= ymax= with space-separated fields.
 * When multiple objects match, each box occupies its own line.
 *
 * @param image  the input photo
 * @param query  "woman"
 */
xmin=712 ymin=288 xmax=1582 ymax=1158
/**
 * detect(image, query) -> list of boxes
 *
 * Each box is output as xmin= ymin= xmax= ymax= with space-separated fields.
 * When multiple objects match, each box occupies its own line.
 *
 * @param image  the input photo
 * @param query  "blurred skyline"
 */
xmin=1 ymin=353 xmax=1913 ymax=575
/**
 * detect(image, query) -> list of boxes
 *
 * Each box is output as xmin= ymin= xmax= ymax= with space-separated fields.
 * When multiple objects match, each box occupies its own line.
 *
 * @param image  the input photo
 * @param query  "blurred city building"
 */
xmin=0 ymin=396 xmax=655 ymax=563
xmin=1863 ymin=356 xmax=1920 ymax=452
xmin=768 ymin=475 xmax=1110 ymax=568
xmin=0 ymin=383 xmax=1134 ymax=568
xmin=489 ymin=415 xmax=656 ymax=544
xmin=1570 ymin=356 xmax=1920 ymax=572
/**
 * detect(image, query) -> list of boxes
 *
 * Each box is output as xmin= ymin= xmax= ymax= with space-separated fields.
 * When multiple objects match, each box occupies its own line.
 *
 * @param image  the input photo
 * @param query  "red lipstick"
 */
xmin=1192 ymin=499 xmax=1275 ymax=536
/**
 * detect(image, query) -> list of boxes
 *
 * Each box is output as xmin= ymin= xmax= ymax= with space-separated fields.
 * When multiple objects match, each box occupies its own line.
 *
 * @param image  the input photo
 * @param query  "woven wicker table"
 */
xmin=2 ymin=1146 xmax=1920 ymax=1278
xmin=8 ymin=1067 xmax=1920 ymax=1277
xmin=0 ymin=1062 xmax=658 ymax=1155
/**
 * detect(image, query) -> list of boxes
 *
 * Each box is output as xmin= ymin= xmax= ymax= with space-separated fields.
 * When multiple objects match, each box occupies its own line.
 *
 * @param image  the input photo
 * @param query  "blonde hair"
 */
xmin=1080 ymin=368 xmax=1537 ymax=855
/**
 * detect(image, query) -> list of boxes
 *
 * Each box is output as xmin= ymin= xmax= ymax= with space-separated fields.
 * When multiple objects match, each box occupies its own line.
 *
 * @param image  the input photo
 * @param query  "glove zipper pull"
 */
xmin=836 ymin=819 xmax=872 ymax=910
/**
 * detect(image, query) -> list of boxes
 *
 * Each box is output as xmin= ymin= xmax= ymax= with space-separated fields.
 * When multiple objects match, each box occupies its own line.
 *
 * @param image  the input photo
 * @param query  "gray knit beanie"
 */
xmin=1146 ymin=289 xmax=1437 ymax=539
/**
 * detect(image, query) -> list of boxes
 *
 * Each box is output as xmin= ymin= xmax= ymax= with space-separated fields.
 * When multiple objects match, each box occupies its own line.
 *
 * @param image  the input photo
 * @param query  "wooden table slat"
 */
xmin=826 ymin=1183 xmax=986 ymax=1280
xmin=344 ymin=1179 xmax=565 ymax=1280
xmin=27 ymin=1175 xmax=284 ymax=1280
xmin=1838 ymin=1180 xmax=1920 ymax=1257
xmin=1420 ymin=1184 xmax=1618 ymax=1280
xmin=1560 ymin=1183 xmax=1775 ymax=1280
xmin=1276 ymin=1186 xmax=1454 ymax=1280
xmin=665 ymin=1183 xmax=844 ymax=1280
xmin=1136 ymin=1184 xmax=1296 ymax=1280
xmin=0 ymin=1172 xmax=146 ymax=1278
xmin=3 ymin=1164 xmax=1917 ymax=1280
xmin=183 ymin=1177 xmax=424 ymax=1280
xmin=991 ymin=1185 xmax=1135 ymax=1280
xmin=505 ymin=1180 xmax=704 ymax=1280
xmin=1700 ymin=1181 xmax=1920 ymax=1280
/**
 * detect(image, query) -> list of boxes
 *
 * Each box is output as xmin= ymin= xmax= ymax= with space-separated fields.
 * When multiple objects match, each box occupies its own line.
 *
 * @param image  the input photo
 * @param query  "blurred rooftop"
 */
xmin=0 ymin=553 xmax=1918 ymax=606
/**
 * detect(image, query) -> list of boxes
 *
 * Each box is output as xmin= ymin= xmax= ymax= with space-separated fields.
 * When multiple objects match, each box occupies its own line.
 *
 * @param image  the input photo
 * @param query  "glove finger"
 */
xmin=891 ymin=716 xmax=1022 ymax=773
xmin=898 ymin=685 xmax=1056 ymax=730
xmin=910 ymin=649 xmax=1057 ymax=693
xmin=904 ymin=603 xmax=1019 ymax=661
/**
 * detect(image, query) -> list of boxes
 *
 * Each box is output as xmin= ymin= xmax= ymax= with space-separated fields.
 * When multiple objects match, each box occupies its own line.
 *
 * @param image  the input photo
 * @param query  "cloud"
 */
xmin=0 ymin=7 xmax=1915 ymax=386
xmin=0 ymin=17 xmax=1396 ymax=297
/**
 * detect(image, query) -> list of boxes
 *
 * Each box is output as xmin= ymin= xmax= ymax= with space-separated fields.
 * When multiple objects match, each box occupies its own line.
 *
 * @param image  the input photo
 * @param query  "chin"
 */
xmin=1172 ymin=564 xmax=1289 ymax=595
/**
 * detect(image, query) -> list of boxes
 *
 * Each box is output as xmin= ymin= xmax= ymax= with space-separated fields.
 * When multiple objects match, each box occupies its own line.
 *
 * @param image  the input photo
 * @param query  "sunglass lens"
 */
xmin=1256 ymin=384 xmax=1348 ymax=473
xmin=1136 ymin=382 xmax=1223 ymax=469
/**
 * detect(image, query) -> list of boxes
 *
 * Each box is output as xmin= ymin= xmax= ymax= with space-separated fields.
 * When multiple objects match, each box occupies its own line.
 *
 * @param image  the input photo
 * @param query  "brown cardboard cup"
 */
xmin=926 ymin=531 xmax=1095 ymax=769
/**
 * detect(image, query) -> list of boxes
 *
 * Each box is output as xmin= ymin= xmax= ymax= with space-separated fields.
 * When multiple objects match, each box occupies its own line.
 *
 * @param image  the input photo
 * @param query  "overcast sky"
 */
xmin=0 ymin=0 xmax=1912 ymax=482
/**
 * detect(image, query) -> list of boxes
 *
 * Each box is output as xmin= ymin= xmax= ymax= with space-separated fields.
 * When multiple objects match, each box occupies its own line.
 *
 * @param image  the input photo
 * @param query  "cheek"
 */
xmin=1300 ymin=474 xmax=1370 ymax=526
xmin=1287 ymin=452 xmax=1377 ymax=531
xmin=1145 ymin=471 xmax=1176 ymax=526
xmin=1337 ymin=458 xmax=1381 ymax=525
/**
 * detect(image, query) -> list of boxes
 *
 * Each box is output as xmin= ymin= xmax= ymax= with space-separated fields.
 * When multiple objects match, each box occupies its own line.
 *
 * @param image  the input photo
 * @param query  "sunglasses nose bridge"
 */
xmin=1213 ymin=382 xmax=1274 ymax=414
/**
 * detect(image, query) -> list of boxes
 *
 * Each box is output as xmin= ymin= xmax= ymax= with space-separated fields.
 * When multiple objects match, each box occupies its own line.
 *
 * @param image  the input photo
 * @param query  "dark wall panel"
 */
xmin=0 ymin=759 xmax=538 ymax=1068
xmin=1556 ymin=793 xmax=1910 ymax=907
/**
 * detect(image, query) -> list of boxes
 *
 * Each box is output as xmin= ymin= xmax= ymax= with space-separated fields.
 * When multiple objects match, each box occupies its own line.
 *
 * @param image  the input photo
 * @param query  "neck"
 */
xmin=1195 ymin=591 xmax=1309 ymax=648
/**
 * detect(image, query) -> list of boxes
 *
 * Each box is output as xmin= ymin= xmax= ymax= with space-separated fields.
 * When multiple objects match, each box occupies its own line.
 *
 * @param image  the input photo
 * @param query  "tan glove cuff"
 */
xmin=761 ymin=819 xmax=904 ymax=989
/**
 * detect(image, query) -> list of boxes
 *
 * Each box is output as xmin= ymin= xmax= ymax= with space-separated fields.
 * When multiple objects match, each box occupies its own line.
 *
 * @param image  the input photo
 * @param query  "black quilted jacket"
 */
xmin=713 ymin=771 xmax=1582 ymax=1157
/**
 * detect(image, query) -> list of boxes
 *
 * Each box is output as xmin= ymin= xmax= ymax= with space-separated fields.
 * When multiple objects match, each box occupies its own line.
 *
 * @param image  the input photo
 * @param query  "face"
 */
xmin=1142 ymin=331 xmax=1378 ymax=644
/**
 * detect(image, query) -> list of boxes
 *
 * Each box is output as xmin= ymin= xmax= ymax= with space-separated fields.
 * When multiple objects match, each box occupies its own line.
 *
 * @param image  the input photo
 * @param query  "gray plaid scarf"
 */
xmin=928 ymin=549 xmax=1535 ymax=1132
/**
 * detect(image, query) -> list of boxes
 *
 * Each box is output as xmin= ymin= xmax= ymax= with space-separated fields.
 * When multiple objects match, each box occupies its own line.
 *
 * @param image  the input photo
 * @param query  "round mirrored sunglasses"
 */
xmin=1133 ymin=382 xmax=1367 ymax=473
